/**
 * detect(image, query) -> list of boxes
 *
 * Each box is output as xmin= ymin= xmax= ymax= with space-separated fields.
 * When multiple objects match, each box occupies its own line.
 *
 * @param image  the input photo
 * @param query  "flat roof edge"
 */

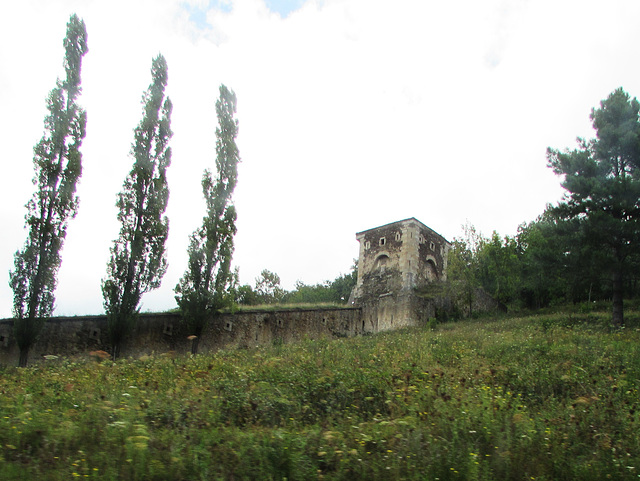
xmin=356 ymin=217 xmax=450 ymax=243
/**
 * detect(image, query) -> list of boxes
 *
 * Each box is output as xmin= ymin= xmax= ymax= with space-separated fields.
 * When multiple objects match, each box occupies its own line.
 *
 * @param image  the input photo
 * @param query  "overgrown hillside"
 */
xmin=1 ymin=308 xmax=639 ymax=480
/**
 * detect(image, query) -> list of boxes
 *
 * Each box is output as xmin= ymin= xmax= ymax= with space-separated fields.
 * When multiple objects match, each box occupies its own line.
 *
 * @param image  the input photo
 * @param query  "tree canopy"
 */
xmin=547 ymin=87 xmax=640 ymax=326
xmin=175 ymin=85 xmax=239 ymax=354
xmin=9 ymin=14 xmax=88 ymax=366
xmin=102 ymin=54 xmax=173 ymax=358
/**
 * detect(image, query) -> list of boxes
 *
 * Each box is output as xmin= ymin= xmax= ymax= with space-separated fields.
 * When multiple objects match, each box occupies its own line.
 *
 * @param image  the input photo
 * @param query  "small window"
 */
xmin=379 ymin=237 xmax=386 ymax=246
xmin=430 ymin=241 xmax=435 ymax=250
xmin=419 ymin=235 xmax=424 ymax=244
xmin=365 ymin=241 xmax=371 ymax=250
xmin=163 ymin=322 xmax=173 ymax=336
xmin=395 ymin=232 xmax=401 ymax=241
xmin=225 ymin=321 xmax=233 ymax=332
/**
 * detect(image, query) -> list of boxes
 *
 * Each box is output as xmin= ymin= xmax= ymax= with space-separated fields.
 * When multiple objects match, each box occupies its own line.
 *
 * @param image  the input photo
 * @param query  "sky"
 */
xmin=1 ymin=0 xmax=639 ymax=317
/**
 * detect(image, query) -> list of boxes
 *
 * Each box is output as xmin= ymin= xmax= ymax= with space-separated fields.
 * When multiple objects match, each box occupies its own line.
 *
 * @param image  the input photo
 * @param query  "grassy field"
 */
xmin=1 ymin=308 xmax=639 ymax=480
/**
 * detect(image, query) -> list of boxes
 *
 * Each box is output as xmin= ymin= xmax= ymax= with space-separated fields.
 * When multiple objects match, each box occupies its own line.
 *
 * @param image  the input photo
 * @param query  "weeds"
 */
xmin=1 ymin=309 xmax=639 ymax=479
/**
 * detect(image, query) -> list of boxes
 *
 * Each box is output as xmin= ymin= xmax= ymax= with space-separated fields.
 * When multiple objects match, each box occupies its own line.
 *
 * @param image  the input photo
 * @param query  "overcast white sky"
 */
xmin=1 ymin=0 xmax=639 ymax=317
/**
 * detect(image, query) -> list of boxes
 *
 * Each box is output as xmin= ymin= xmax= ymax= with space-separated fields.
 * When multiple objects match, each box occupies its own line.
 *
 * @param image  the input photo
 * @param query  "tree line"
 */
xmin=234 ymin=266 xmax=357 ymax=307
xmin=9 ymin=16 xmax=640 ymax=367
xmin=9 ymin=15 xmax=242 ymax=365
xmin=446 ymin=88 xmax=640 ymax=327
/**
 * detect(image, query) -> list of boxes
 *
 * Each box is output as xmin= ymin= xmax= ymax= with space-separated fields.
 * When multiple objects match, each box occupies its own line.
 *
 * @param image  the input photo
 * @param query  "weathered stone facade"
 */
xmin=351 ymin=218 xmax=451 ymax=332
xmin=0 ymin=308 xmax=362 ymax=365
xmin=0 ymin=218 xmax=454 ymax=365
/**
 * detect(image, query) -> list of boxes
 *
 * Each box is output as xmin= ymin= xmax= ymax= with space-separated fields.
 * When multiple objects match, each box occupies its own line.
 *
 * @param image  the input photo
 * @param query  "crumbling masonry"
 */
xmin=351 ymin=218 xmax=451 ymax=332
xmin=0 ymin=218 xmax=451 ymax=364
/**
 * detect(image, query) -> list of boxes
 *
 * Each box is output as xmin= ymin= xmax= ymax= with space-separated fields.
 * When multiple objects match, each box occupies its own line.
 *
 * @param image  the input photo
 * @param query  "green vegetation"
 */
xmin=229 ymin=301 xmax=352 ymax=312
xmin=548 ymin=87 xmax=640 ymax=326
xmin=9 ymin=15 xmax=88 ymax=367
xmin=2 ymin=309 xmax=639 ymax=480
xmin=102 ymin=55 xmax=173 ymax=360
xmin=447 ymin=88 xmax=640 ymax=326
xmin=175 ymin=85 xmax=240 ymax=355
xmin=236 ymin=262 xmax=358 ymax=307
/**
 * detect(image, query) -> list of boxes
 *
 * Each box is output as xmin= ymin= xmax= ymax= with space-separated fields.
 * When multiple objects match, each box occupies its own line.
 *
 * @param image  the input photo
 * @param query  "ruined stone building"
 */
xmin=351 ymin=218 xmax=451 ymax=332
xmin=0 ymin=217 xmax=453 ymax=365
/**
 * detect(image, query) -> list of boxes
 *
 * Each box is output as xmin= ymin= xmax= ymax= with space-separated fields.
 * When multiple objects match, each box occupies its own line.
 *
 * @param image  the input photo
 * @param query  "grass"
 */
xmin=1 ymin=308 xmax=639 ymax=480
xmin=227 ymin=302 xmax=352 ymax=312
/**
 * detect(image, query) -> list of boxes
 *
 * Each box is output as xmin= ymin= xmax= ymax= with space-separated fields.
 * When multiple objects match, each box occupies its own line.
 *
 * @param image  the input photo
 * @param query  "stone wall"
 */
xmin=0 ymin=307 xmax=362 ymax=366
xmin=352 ymin=218 xmax=451 ymax=332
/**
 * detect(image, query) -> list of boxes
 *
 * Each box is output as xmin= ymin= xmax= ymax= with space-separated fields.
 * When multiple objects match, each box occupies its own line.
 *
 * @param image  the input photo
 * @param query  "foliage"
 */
xmin=283 ymin=262 xmax=358 ymax=305
xmin=9 ymin=15 xmax=88 ymax=367
xmin=102 ymin=55 xmax=172 ymax=359
xmin=1 ymin=310 xmax=640 ymax=480
xmin=547 ymin=87 xmax=640 ymax=326
xmin=283 ymin=280 xmax=338 ymax=304
xmin=476 ymin=232 xmax=520 ymax=305
xmin=446 ymin=223 xmax=483 ymax=317
xmin=233 ymin=283 xmax=261 ymax=306
xmin=516 ymin=211 xmax=569 ymax=308
xmin=330 ymin=263 xmax=358 ymax=302
xmin=254 ymin=269 xmax=285 ymax=304
xmin=236 ymin=262 xmax=358 ymax=307
xmin=175 ymin=85 xmax=239 ymax=354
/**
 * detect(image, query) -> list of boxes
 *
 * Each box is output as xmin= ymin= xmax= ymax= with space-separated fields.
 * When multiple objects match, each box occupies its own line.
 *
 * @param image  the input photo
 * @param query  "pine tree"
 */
xmin=548 ymin=88 xmax=640 ymax=326
xmin=9 ymin=15 xmax=88 ymax=367
xmin=102 ymin=55 xmax=172 ymax=359
xmin=175 ymin=85 xmax=239 ymax=354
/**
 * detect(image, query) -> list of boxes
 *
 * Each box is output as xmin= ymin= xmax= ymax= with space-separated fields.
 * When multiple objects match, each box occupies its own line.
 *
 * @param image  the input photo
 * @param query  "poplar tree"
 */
xmin=175 ymin=85 xmax=239 ymax=354
xmin=102 ymin=55 xmax=172 ymax=359
xmin=9 ymin=15 xmax=88 ymax=367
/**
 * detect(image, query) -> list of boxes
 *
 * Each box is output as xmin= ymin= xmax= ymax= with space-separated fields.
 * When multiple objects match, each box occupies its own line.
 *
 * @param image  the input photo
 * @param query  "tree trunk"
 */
xmin=612 ymin=268 xmax=624 ymax=327
xmin=18 ymin=346 xmax=29 ymax=367
xmin=112 ymin=341 xmax=121 ymax=361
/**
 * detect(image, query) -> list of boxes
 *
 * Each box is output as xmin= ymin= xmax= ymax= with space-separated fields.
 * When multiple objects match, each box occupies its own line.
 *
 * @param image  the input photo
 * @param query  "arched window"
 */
xmin=425 ymin=259 xmax=438 ymax=281
xmin=375 ymin=254 xmax=390 ymax=271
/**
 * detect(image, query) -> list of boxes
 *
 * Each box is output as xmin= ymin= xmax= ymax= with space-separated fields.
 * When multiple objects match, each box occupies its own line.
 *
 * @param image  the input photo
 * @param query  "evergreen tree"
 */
xmin=102 ymin=55 xmax=172 ymax=359
xmin=547 ymin=88 xmax=640 ymax=326
xmin=9 ymin=15 xmax=88 ymax=367
xmin=175 ymin=85 xmax=239 ymax=354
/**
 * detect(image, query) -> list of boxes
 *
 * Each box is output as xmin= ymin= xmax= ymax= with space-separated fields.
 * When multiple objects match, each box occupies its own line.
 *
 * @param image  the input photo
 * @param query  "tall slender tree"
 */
xmin=9 ymin=15 xmax=88 ymax=367
xmin=175 ymin=85 xmax=239 ymax=354
xmin=446 ymin=223 xmax=484 ymax=318
xmin=548 ymin=87 xmax=640 ymax=326
xmin=102 ymin=55 xmax=172 ymax=359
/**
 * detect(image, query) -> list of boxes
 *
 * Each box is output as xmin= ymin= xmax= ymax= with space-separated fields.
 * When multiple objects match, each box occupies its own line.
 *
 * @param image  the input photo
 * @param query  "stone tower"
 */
xmin=351 ymin=218 xmax=451 ymax=332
